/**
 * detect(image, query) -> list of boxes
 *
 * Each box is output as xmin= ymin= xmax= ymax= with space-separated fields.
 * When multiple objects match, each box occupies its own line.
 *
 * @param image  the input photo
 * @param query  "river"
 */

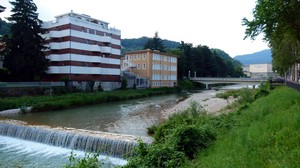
xmin=0 ymin=93 xmax=188 ymax=168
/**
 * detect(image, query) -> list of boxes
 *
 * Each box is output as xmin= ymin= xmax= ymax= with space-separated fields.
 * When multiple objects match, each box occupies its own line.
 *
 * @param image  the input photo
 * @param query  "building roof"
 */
xmin=55 ymin=11 xmax=109 ymax=25
xmin=125 ymin=49 xmax=178 ymax=57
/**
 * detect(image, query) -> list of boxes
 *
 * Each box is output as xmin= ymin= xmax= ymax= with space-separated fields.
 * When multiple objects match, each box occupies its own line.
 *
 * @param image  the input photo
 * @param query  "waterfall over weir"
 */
xmin=0 ymin=120 xmax=152 ymax=158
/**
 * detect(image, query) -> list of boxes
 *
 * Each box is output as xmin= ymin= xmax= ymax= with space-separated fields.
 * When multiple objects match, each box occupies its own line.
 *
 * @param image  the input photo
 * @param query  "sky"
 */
xmin=0 ymin=0 xmax=270 ymax=57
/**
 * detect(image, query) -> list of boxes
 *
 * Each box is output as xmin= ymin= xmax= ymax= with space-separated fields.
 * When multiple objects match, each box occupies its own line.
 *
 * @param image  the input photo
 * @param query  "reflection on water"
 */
xmin=6 ymin=94 xmax=187 ymax=137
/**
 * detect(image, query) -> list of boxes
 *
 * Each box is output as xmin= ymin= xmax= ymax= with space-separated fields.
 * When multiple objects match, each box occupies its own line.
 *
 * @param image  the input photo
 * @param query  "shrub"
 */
xmin=125 ymin=141 xmax=186 ymax=168
xmin=121 ymin=78 xmax=128 ymax=89
xmin=173 ymin=125 xmax=215 ymax=159
xmin=126 ymin=106 xmax=216 ymax=167
xmin=178 ymin=79 xmax=194 ymax=90
xmin=64 ymin=151 xmax=104 ymax=168
xmin=255 ymin=81 xmax=271 ymax=100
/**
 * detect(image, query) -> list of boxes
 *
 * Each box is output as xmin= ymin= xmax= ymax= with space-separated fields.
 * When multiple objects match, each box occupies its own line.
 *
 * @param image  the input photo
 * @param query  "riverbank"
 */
xmin=125 ymin=86 xmax=300 ymax=167
xmin=0 ymin=87 xmax=178 ymax=113
xmin=162 ymin=90 xmax=237 ymax=119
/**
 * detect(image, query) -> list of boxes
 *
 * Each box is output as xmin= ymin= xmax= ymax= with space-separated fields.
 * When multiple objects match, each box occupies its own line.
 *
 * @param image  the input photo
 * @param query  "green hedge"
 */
xmin=0 ymin=87 xmax=178 ymax=112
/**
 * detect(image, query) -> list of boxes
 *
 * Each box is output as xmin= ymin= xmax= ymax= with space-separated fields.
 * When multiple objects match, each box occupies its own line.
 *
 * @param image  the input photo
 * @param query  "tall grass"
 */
xmin=187 ymin=86 xmax=300 ymax=168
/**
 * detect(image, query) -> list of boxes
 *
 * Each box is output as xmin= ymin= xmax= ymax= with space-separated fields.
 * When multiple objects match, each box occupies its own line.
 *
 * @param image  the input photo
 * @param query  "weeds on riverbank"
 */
xmin=0 ymin=87 xmax=177 ymax=112
xmin=125 ymin=102 xmax=219 ymax=167
xmin=64 ymin=151 xmax=104 ymax=168
xmin=125 ymin=86 xmax=300 ymax=168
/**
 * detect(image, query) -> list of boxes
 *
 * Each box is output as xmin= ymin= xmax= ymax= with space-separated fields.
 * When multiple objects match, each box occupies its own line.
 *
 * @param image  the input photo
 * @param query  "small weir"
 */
xmin=0 ymin=120 xmax=152 ymax=158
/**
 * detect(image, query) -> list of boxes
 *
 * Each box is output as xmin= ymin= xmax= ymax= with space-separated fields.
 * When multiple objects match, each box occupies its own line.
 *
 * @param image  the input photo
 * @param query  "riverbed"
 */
xmin=0 ymin=85 xmax=245 ymax=167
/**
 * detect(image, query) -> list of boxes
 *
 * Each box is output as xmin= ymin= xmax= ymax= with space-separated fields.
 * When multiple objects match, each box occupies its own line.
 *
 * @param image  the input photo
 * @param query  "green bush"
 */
xmin=254 ymin=81 xmax=271 ymax=100
xmin=64 ymin=151 xmax=103 ymax=168
xmin=0 ymin=87 xmax=177 ymax=112
xmin=173 ymin=125 xmax=215 ymax=159
xmin=121 ymin=78 xmax=128 ymax=89
xmin=178 ymin=79 xmax=194 ymax=90
xmin=126 ymin=104 xmax=216 ymax=167
xmin=125 ymin=141 xmax=186 ymax=168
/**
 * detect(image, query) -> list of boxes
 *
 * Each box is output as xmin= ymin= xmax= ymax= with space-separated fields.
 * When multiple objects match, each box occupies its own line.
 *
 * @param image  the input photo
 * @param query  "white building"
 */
xmin=249 ymin=63 xmax=276 ymax=78
xmin=42 ymin=12 xmax=121 ymax=90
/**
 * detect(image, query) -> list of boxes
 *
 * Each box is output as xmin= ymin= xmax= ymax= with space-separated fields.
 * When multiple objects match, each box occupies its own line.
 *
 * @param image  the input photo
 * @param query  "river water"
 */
xmin=0 ymin=93 xmax=187 ymax=168
xmin=4 ymin=93 xmax=187 ymax=137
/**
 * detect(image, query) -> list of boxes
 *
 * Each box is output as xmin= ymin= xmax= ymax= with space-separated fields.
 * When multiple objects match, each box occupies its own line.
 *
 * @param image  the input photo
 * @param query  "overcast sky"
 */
xmin=1 ymin=0 xmax=269 ymax=57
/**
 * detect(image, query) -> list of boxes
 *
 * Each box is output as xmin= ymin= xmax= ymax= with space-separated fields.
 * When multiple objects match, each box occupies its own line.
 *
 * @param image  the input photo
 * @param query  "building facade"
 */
xmin=123 ymin=50 xmax=177 ymax=88
xmin=249 ymin=63 xmax=276 ymax=78
xmin=42 ymin=12 xmax=121 ymax=90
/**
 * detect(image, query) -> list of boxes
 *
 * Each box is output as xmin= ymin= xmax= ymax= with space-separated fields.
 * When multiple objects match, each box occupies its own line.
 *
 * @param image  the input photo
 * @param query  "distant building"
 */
xmin=122 ymin=49 xmax=178 ymax=88
xmin=242 ymin=65 xmax=250 ymax=77
xmin=249 ymin=63 xmax=276 ymax=78
xmin=42 ymin=12 xmax=121 ymax=90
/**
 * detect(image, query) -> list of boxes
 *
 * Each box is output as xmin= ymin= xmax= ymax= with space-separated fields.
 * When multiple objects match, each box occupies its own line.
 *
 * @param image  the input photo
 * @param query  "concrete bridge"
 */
xmin=190 ymin=77 xmax=268 ymax=89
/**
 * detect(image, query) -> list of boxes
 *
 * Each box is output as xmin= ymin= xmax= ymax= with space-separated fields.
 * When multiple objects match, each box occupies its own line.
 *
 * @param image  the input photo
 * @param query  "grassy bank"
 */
xmin=0 ymin=87 xmax=177 ymax=112
xmin=124 ymin=86 xmax=300 ymax=167
xmin=190 ymin=86 xmax=300 ymax=168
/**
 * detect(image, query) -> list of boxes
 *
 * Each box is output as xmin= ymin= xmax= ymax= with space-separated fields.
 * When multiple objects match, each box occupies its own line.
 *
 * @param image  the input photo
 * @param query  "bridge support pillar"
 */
xmin=206 ymin=84 xmax=209 ymax=90
xmin=252 ymin=85 xmax=256 ymax=89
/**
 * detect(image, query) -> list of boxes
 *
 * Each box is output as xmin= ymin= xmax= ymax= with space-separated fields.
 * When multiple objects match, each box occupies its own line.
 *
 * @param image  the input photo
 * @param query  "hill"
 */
xmin=0 ymin=19 xmax=11 ymax=36
xmin=234 ymin=49 xmax=272 ymax=65
xmin=212 ymin=48 xmax=242 ymax=66
xmin=121 ymin=36 xmax=180 ymax=52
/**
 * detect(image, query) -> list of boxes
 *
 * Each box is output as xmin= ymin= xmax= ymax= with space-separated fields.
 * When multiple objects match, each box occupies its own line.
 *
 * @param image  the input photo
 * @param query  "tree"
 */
xmin=143 ymin=32 xmax=166 ymax=52
xmin=121 ymin=77 xmax=127 ymax=89
xmin=1 ymin=0 xmax=49 ymax=81
xmin=242 ymin=0 xmax=300 ymax=77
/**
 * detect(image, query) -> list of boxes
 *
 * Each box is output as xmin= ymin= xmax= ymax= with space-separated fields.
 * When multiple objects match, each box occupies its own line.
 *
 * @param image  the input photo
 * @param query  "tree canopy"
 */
xmin=242 ymin=0 xmax=300 ymax=75
xmin=171 ymin=42 xmax=244 ymax=80
xmin=143 ymin=32 xmax=166 ymax=52
xmin=1 ymin=0 xmax=49 ymax=81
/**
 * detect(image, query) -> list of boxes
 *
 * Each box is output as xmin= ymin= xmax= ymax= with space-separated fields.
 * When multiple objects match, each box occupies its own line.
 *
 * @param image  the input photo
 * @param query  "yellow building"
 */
xmin=122 ymin=49 xmax=177 ymax=88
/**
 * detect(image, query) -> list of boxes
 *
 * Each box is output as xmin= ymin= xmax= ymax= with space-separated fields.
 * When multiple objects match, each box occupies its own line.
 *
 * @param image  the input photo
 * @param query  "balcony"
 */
xmin=101 ymin=46 xmax=112 ymax=53
xmin=49 ymin=30 xmax=70 ymax=38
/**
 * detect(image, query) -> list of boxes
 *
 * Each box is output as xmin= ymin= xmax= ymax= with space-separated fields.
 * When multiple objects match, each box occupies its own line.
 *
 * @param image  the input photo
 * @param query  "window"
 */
xmin=143 ymin=64 xmax=146 ymax=69
xmin=137 ymin=64 xmax=140 ymax=69
xmin=152 ymin=64 xmax=161 ymax=70
xmin=143 ymin=54 xmax=146 ymax=60
xmin=134 ymin=55 xmax=136 ymax=60
xmin=164 ymin=56 xmax=167 ymax=61
xmin=153 ymin=54 xmax=161 ymax=60
xmin=89 ymin=29 xmax=94 ymax=34
xmin=138 ymin=54 xmax=140 ymax=60
xmin=168 ymin=74 xmax=177 ymax=80
xmin=169 ymin=57 xmax=177 ymax=63
xmin=152 ymin=74 xmax=161 ymax=80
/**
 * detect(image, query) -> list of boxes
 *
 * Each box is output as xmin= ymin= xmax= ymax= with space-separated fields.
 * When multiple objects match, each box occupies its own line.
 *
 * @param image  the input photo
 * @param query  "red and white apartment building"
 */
xmin=42 ymin=12 xmax=121 ymax=90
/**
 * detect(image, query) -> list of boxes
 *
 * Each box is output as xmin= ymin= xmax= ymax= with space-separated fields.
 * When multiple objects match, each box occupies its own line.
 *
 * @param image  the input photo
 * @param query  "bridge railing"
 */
xmin=286 ymin=80 xmax=300 ymax=92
